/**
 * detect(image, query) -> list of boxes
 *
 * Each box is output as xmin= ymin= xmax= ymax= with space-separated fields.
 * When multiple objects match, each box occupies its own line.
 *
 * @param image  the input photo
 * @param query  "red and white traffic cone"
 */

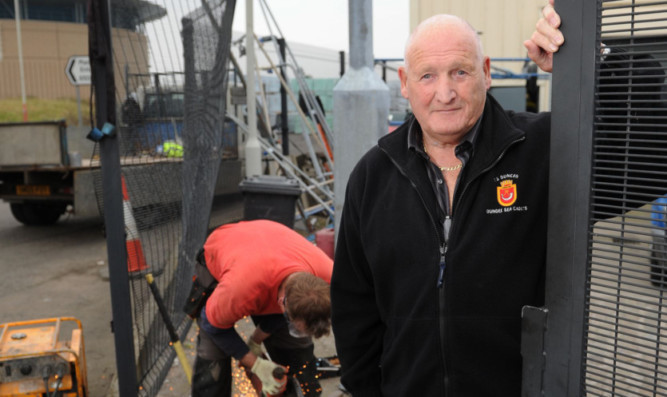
xmin=122 ymin=175 xmax=148 ymax=273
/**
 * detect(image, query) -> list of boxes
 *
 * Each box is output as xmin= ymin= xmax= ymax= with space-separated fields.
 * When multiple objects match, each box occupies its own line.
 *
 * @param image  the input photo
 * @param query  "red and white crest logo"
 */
xmin=497 ymin=180 xmax=517 ymax=207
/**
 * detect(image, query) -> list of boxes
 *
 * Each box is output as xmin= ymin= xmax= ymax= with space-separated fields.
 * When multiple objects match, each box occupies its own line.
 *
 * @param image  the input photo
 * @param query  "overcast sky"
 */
xmin=231 ymin=0 xmax=410 ymax=59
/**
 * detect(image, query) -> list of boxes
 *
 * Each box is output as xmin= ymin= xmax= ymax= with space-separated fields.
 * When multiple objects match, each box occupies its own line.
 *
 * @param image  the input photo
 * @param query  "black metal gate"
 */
xmin=532 ymin=1 xmax=667 ymax=395
xmin=88 ymin=0 xmax=238 ymax=395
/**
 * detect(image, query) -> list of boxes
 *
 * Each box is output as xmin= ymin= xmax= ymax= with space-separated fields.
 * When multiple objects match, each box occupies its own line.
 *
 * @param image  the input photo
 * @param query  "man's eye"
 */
xmin=421 ymin=73 xmax=433 ymax=80
xmin=456 ymin=70 xmax=467 ymax=76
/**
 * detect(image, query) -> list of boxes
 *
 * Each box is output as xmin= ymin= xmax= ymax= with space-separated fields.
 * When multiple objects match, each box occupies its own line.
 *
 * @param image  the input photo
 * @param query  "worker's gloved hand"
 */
xmin=250 ymin=357 xmax=287 ymax=395
xmin=247 ymin=338 xmax=263 ymax=357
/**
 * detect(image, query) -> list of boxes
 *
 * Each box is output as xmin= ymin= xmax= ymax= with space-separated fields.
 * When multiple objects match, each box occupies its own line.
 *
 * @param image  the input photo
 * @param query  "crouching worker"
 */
xmin=184 ymin=219 xmax=333 ymax=397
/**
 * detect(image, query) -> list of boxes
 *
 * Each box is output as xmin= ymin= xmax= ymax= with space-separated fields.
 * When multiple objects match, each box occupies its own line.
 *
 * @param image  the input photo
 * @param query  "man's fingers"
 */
xmin=542 ymin=4 xmax=560 ymax=28
xmin=540 ymin=3 xmax=564 ymax=48
xmin=526 ymin=0 xmax=559 ymax=72
xmin=524 ymin=39 xmax=553 ymax=73
xmin=523 ymin=39 xmax=540 ymax=60
xmin=530 ymin=25 xmax=556 ymax=54
xmin=535 ymin=18 xmax=563 ymax=52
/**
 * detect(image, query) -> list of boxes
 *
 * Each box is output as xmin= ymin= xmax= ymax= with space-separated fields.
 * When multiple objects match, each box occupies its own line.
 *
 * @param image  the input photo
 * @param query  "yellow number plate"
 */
xmin=16 ymin=185 xmax=51 ymax=196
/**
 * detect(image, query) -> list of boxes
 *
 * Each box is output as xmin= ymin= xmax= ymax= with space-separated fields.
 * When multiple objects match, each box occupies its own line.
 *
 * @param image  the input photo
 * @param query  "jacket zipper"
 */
xmin=379 ymin=150 xmax=445 ymax=272
xmin=380 ymin=149 xmax=452 ymax=396
xmin=437 ymin=216 xmax=451 ymax=288
xmin=439 ymin=216 xmax=451 ymax=396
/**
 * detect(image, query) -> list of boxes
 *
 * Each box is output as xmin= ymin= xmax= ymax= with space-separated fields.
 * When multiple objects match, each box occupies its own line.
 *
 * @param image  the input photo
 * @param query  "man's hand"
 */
xmin=250 ymin=357 xmax=287 ymax=395
xmin=524 ymin=0 xmax=563 ymax=73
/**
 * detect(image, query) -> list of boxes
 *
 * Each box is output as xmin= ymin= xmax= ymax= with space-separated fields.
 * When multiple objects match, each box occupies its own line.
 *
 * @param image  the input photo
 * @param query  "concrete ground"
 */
xmin=151 ymin=319 xmax=347 ymax=397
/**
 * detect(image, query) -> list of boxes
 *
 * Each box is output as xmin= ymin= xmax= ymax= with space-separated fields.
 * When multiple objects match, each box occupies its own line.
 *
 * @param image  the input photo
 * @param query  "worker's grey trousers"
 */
xmin=191 ymin=314 xmax=322 ymax=397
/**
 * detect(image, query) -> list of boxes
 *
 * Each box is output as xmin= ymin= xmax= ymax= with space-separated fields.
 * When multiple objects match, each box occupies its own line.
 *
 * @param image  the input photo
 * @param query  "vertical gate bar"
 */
xmin=541 ymin=0 xmax=599 ymax=395
xmin=521 ymin=306 xmax=549 ymax=396
xmin=655 ymin=293 xmax=665 ymax=396
xmin=610 ymin=9 xmax=638 ymax=392
xmin=89 ymin=0 xmax=139 ymax=395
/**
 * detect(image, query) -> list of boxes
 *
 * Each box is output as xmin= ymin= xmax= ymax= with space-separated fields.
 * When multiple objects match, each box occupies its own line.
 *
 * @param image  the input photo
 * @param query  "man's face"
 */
xmin=399 ymin=23 xmax=491 ymax=142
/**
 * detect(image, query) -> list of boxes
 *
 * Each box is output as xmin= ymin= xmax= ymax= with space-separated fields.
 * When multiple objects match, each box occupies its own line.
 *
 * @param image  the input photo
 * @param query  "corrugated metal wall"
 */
xmin=409 ymin=0 xmax=544 ymax=59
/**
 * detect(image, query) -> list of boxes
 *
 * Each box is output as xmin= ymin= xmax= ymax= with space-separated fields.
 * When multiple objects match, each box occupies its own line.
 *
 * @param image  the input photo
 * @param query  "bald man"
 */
xmin=331 ymin=10 xmax=562 ymax=396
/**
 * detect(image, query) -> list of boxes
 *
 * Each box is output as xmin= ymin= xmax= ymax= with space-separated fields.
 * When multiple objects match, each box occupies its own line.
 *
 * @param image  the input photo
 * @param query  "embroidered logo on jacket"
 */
xmin=497 ymin=180 xmax=517 ymax=207
xmin=486 ymin=174 xmax=527 ymax=215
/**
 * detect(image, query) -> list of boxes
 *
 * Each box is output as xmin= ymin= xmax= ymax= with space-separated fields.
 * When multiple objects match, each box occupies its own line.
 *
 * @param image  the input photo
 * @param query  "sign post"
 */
xmin=65 ymin=56 xmax=91 ymax=126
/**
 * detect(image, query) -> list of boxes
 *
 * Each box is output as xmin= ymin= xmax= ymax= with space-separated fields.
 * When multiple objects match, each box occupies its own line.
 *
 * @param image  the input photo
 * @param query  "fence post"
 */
xmin=540 ymin=0 xmax=598 ymax=394
xmin=89 ymin=0 xmax=139 ymax=395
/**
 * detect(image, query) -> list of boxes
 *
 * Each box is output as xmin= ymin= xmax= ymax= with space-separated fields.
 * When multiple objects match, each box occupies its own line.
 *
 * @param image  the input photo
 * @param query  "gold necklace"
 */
xmin=438 ymin=163 xmax=463 ymax=172
xmin=423 ymin=144 xmax=463 ymax=172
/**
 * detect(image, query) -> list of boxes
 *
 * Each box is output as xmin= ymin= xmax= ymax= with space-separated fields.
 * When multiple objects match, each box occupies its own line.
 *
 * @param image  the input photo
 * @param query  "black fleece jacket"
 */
xmin=331 ymin=94 xmax=551 ymax=396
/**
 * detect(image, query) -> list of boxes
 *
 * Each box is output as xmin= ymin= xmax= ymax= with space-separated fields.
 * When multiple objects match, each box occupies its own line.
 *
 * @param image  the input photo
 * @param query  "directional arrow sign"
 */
xmin=65 ymin=56 xmax=91 ymax=86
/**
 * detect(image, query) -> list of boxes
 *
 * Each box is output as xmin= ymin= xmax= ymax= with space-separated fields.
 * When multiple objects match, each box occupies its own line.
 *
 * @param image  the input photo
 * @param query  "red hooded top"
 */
xmin=203 ymin=220 xmax=333 ymax=329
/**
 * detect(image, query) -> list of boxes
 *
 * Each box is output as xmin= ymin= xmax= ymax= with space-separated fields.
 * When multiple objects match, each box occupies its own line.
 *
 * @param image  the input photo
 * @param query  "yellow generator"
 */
xmin=0 ymin=317 xmax=87 ymax=397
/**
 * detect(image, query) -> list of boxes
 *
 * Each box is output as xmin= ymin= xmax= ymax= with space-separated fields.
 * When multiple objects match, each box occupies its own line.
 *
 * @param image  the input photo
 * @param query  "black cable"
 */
xmin=43 ymin=377 xmax=51 ymax=396
xmin=49 ymin=377 xmax=63 ymax=397
xmin=42 ymin=365 xmax=52 ymax=396
xmin=49 ymin=363 xmax=66 ymax=397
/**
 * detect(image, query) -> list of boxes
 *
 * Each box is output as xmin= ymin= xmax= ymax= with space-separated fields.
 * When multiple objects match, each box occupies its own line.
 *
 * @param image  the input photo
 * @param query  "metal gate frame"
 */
xmin=523 ymin=1 xmax=667 ymax=395
xmin=520 ymin=0 xmax=599 ymax=395
xmin=542 ymin=0 xmax=599 ymax=394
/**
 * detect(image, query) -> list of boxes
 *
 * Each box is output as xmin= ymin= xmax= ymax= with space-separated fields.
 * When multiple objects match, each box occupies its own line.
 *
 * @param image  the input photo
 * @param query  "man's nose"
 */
xmin=435 ymin=77 xmax=456 ymax=103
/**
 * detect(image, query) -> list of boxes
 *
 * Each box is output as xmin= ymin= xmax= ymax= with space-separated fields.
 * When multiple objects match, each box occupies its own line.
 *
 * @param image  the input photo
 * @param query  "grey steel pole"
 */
xmin=245 ymin=0 xmax=262 ymax=177
xmin=333 ymin=0 xmax=389 ymax=236
xmin=279 ymin=38 xmax=289 ymax=156
xmin=14 ymin=0 xmax=27 ymax=121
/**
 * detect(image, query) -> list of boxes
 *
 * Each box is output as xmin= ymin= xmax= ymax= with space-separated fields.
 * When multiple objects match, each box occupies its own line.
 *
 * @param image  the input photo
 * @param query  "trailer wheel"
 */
xmin=10 ymin=202 xmax=66 ymax=226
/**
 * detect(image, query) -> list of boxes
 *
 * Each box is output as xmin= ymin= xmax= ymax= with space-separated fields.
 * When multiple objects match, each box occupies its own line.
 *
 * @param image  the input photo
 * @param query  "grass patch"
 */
xmin=0 ymin=98 xmax=91 ymax=126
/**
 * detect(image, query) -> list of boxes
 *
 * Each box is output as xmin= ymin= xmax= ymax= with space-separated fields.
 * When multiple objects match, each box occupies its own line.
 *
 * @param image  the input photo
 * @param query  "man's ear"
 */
xmin=483 ymin=56 xmax=492 ymax=90
xmin=398 ymin=66 xmax=409 ymax=99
